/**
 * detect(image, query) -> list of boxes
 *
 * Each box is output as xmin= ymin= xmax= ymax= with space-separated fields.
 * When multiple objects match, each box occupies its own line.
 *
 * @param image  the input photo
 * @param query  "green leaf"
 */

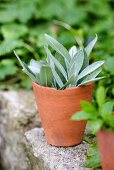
xmin=22 ymin=69 xmax=37 ymax=82
xmin=106 ymin=57 xmax=114 ymax=75
xmin=30 ymin=59 xmax=40 ymax=67
xmin=35 ymin=73 xmax=41 ymax=84
xmin=77 ymin=61 xmax=104 ymax=81
xmin=71 ymin=111 xmax=97 ymax=121
xmin=60 ymin=75 xmax=75 ymax=90
xmin=107 ymin=115 xmax=114 ymax=129
xmin=0 ymin=59 xmax=17 ymax=80
xmin=79 ymin=65 xmax=102 ymax=85
xmin=0 ymin=2 xmax=36 ymax=23
xmin=101 ymin=102 xmax=113 ymax=119
xmin=39 ymin=65 xmax=53 ymax=87
xmin=14 ymin=51 xmax=27 ymax=70
xmin=81 ymin=101 xmax=97 ymax=113
xmin=28 ymin=66 xmax=40 ymax=74
xmin=0 ymin=40 xmax=23 ymax=56
xmin=54 ymin=52 xmax=67 ymax=84
xmin=78 ymin=76 xmax=105 ymax=86
xmin=84 ymin=67 xmax=102 ymax=81
xmin=21 ymin=75 xmax=32 ymax=89
xmin=88 ymin=119 xmax=103 ymax=134
xmin=14 ymin=51 xmax=37 ymax=82
xmin=0 ymin=9 xmax=17 ymax=23
xmin=58 ymin=4 xmax=86 ymax=25
xmin=14 ymin=51 xmax=35 ymax=76
xmin=96 ymin=86 xmax=106 ymax=108
xmin=29 ymin=59 xmax=47 ymax=74
xmin=50 ymin=63 xmax=64 ymax=88
xmin=23 ymin=66 xmax=38 ymax=82
xmin=85 ymin=143 xmax=101 ymax=168
xmin=85 ymin=35 xmax=98 ymax=57
xmin=80 ymin=49 xmax=89 ymax=71
xmin=51 ymin=54 xmax=67 ymax=80
xmin=16 ymin=2 xmax=36 ymax=23
xmin=55 ymin=52 xmax=67 ymax=71
xmin=69 ymin=45 xmax=77 ymax=58
xmin=77 ymin=67 xmax=102 ymax=86
xmin=44 ymin=34 xmax=71 ymax=68
xmin=45 ymin=47 xmax=64 ymax=88
xmin=69 ymin=49 xmax=84 ymax=78
xmin=1 ymin=23 xmax=28 ymax=39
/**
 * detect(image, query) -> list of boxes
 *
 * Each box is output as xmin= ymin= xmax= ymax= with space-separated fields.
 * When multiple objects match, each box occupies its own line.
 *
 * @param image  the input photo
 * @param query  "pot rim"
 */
xmin=32 ymin=82 xmax=94 ymax=94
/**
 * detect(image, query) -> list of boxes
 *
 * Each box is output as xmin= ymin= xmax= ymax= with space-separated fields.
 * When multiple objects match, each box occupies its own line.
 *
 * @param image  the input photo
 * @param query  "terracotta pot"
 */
xmin=32 ymin=82 xmax=94 ymax=147
xmin=97 ymin=130 xmax=114 ymax=170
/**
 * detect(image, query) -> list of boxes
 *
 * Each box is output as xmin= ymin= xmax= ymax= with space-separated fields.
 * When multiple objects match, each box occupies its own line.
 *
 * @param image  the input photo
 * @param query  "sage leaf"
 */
xmin=69 ymin=49 xmax=84 ymax=78
xmin=85 ymin=34 xmax=98 ymax=57
xmin=45 ymin=34 xmax=71 ymax=68
xmin=45 ymin=46 xmax=64 ymax=88
xmin=60 ymin=75 xmax=75 ymax=90
xmin=39 ymin=65 xmax=53 ymax=87
xmin=77 ymin=61 xmax=104 ymax=81
xmin=78 ymin=76 xmax=105 ymax=86
xmin=69 ymin=45 xmax=77 ymax=58
xmin=51 ymin=54 xmax=67 ymax=80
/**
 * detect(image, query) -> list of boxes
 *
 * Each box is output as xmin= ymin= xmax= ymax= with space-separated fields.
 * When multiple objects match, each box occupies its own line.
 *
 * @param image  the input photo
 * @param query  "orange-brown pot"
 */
xmin=32 ymin=82 xmax=94 ymax=147
xmin=97 ymin=130 xmax=114 ymax=170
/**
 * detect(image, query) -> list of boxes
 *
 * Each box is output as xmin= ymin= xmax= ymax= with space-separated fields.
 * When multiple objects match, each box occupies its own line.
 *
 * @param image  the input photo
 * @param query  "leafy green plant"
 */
xmin=72 ymin=86 xmax=114 ymax=169
xmin=72 ymin=86 xmax=114 ymax=133
xmin=15 ymin=34 xmax=104 ymax=90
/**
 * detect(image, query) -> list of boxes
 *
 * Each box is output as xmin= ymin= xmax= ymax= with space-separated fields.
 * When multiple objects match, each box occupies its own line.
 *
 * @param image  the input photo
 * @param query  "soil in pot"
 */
xmin=97 ymin=130 xmax=114 ymax=170
xmin=33 ymin=82 xmax=94 ymax=147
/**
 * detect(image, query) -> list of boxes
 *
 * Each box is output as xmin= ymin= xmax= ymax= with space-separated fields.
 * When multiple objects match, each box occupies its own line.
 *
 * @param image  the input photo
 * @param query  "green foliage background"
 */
xmin=0 ymin=0 xmax=114 ymax=98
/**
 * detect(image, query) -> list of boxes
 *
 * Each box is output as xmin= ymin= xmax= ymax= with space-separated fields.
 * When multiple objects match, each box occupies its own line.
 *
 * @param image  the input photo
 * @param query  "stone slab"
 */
xmin=0 ymin=90 xmax=40 ymax=170
xmin=25 ymin=128 xmax=93 ymax=170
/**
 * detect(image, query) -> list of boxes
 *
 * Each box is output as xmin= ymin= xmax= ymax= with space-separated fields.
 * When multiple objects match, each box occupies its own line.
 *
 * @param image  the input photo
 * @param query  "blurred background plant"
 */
xmin=0 ymin=0 xmax=114 ymax=99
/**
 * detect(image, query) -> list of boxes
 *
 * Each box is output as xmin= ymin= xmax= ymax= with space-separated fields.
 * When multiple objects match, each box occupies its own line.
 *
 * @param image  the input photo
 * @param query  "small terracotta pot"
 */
xmin=32 ymin=82 xmax=94 ymax=147
xmin=97 ymin=130 xmax=114 ymax=170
